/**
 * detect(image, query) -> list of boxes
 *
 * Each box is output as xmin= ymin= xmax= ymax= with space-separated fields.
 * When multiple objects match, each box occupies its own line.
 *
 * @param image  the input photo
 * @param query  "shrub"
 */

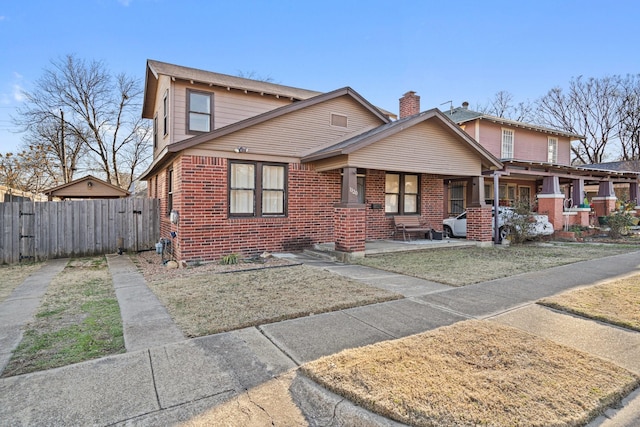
xmin=606 ymin=213 xmax=633 ymax=239
xmin=220 ymin=253 xmax=239 ymax=265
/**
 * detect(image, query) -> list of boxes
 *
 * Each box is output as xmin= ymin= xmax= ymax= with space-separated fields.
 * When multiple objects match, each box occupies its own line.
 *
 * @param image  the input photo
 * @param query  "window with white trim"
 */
xmin=547 ymin=137 xmax=558 ymax=163
xmin=163 ymin=90 xmax=168 ymax=136
xmin=385 ymin=173 xmax=419 ymax=214
xmin=153 ymin=115 xmax=158 ymax=149
xmin=230 ymin=162 xmax=287 ymax=217
xmin=187 ymin=90 xmax=213 ymax=133
xmin=501 ymin=128 xmax=514 ymax=159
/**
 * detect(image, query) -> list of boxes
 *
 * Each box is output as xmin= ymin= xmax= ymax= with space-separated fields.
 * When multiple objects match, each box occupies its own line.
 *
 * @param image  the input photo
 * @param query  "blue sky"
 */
xmin=1 ymin=0 xmax=639 ymax=154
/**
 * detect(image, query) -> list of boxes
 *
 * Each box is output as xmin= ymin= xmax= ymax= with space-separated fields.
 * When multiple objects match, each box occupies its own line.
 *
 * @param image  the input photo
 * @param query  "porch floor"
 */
xmin=314 ymin=238 xmax=476 ymax=256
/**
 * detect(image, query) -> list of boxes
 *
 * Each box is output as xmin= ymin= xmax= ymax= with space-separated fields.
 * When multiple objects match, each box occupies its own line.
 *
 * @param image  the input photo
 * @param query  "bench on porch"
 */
xmin=393 ymin=215 xmax=434 ymax=241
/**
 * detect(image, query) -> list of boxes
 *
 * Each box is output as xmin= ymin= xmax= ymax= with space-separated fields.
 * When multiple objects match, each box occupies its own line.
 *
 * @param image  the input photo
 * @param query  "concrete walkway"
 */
xmin=0 ymin=251 xmax=639 ymax=426
xmin=107 ymin=254 xmax=184 ymax=352
xmin=0 ymin=258 xmax=68 ymax=373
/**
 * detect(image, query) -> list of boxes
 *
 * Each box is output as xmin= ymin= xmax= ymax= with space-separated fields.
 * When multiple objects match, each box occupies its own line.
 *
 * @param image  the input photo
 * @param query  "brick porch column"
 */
xmin=333 ymin=166 xmax=366 ymax=260
xmin=537 ymin=176 xmax=564 ymax=231
xmin=334 ymin=205 xmax=366 ymax=256
xmin=467 ymin=206 xmax=493 ymax=246
xmin=592 ymin=181 xmax=616 ymax=217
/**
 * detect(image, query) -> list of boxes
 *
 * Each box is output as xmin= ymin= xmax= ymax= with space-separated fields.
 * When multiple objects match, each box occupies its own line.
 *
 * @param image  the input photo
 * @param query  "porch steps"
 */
xmin=302 ymin=248 xmax=338 ymax=262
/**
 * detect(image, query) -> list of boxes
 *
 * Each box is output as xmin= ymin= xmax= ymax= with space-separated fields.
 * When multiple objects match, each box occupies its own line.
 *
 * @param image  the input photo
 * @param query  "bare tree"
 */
xmin=0 ymin=149 xmax=55 ymax=196
xmin=14 ymin=54 xmax=151 ymax=189
xmin=479 ymin=90 xmax=535 ymax=122
xmin=617 ymin=74 xmax=640 ymax=161
xmin=236 ymin=70 xmax=276 ymax=83
xmin=536 ymin=75 xmax=623 ymax=165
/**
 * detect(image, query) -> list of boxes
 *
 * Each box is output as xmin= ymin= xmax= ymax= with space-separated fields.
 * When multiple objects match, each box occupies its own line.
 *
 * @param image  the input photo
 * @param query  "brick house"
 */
xmin=140 ymin=61 xmax=501 ymax=263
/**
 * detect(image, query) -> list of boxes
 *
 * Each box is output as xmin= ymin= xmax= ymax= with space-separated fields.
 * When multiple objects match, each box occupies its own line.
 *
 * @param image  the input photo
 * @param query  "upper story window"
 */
xmin=163 ymin=90 xmax=168 ymax=136
xmin=153 ymin=115 xmax=158 ymax=149
xmin=501 ymin=128 xmax=514 ymax=159
xmin=188 ymin=90 xmax=213 ymax=133
xmin=548 ymin=137 xmax=558 ymax=163
xmin=229 ymin=162 xmax=287 ymax=217
xmin=385 ymin=172 xmax=419 ymax=214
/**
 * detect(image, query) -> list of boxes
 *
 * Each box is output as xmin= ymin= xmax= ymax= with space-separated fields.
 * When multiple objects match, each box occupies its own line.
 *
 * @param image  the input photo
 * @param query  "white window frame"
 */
xmin=163 ymin=90 xmax=168 ymax=136
xmin=187 ymin=89 xmax=213 ymax=134
xmin=547 ymin=137 xmax=558 ymax=163
xmin=501 ymin=128 xmax=514 ymax=159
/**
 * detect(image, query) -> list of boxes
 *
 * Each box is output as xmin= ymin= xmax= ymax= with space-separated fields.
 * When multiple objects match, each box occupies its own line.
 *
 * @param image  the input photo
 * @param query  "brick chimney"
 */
xmin=399 ymin=91 xmax=420 ymax=119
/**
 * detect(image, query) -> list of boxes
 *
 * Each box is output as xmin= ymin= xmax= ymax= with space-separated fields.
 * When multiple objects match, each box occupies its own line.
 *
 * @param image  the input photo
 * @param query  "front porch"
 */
xmin=309 ymin=238 xmax=477 ymax=261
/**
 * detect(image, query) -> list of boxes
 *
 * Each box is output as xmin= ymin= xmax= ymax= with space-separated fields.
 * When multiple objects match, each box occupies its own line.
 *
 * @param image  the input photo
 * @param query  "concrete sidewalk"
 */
xmin=0 ymin=251 xmax=639 ymax=425
xmin=107 ymin=254 xmax=184 ymax=351
xmin=0 ymin=258 xmax=68 ymax=373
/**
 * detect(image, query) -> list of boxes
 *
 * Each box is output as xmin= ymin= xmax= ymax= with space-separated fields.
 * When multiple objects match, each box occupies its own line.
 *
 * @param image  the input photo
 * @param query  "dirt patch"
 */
xmin=0 ymin=263 xmax=42 ymax=303
xmin=356 ymin=243 xmax=639 ymax=286
xmin=132 ymin=250 xmax=297 ymax=283
xmin=133 ymin=253 xmax=401 ymax=337
xmin=539 ymin=274 xmax=640 ymax=332
xmin=302 ymin=320 xmax=640 ymax=427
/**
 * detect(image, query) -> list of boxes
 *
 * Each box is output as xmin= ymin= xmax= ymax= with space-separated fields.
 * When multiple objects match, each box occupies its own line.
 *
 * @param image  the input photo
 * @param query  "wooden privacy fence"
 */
xmin=0 ymin=198 xmax=160 ymax=264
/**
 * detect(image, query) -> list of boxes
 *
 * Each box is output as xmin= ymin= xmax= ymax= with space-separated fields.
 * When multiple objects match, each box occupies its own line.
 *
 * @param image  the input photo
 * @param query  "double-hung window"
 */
xmin=163 ymin=90 xmax=168 ymax=136
xmin=501 ymin=128 xmax=514 ymax=159
xmin=187 ymin=90 xmax=213 ymax=133
xmin=547 ymin=137 xmax=558 ymax=163
xmin=167 ymin=167 xmax=173 ymax=215
xmin=385 ymin=173 xmax=419 ymax=214
xmin=230 ymin=162 xmax=286 ymax=217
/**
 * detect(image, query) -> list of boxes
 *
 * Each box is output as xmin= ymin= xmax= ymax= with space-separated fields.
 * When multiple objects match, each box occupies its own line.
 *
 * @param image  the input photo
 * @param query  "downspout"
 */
xmin=493 ymin=172 xmax=500 ymax=243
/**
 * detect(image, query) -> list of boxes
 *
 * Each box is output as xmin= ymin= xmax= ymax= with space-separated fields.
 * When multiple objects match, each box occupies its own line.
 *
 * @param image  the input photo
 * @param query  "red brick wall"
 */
xmin=422 ymin=174 xmax=445 ymax=230
xmin=149 ymin=158 xmax=447 ymax=262
xmin=364 ymin=170 xmax=394 ymax=239
xmin=158 ymin=156 xmax=341 ymax=262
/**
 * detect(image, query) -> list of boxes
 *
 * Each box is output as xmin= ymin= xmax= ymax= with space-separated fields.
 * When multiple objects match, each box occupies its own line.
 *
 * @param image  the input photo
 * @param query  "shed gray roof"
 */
xmin=443 ymin=106 xmax=584 ymax=140
xmin=582 ymin=160 xmax=640 ymax=173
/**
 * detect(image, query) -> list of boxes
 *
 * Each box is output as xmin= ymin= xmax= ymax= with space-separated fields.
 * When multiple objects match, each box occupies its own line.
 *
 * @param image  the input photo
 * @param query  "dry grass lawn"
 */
xmin=140 ymin=259 xmax=400 ymax=337
xmin=539 ymin=274 xmax=640 ymax=332
xmin=0 ymin=262 xmax=42 ymax=303
xmin=302 ymin=320 xmax=640 ymax=427
xmin=357 ymin=244 xmax=639 ymax=286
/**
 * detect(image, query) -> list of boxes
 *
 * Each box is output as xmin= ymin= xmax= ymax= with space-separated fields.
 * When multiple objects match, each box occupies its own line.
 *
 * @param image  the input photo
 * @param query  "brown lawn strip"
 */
xmin=302 ymin=320 xmax=640 ymax=427
xmin=1 ymin=257 xmax=125 ymax=377
xmin=539 ymin=274 xmax=640 ymax=332
xmin=356 ymin=243 xmax=639 ymax=286
xmin=0 ymin=262 xmax=42 ymax=303
xmin=143 ymin=263 xmax=401 ymax=337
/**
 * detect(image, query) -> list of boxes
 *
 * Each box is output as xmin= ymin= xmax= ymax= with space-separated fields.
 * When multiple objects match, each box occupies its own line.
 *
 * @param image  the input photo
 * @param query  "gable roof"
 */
xmin=302 ymin=109 xmax=503 ymax=169
xmin=139 ymin=87 xmax=392 ymax=179
xmin=443 ymin=106 xmax=584 ymax=140
xmin=43 ymin=175 xmax=130 ymax=199
xmin=143 ymin=60 xmax=322 ymax=119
